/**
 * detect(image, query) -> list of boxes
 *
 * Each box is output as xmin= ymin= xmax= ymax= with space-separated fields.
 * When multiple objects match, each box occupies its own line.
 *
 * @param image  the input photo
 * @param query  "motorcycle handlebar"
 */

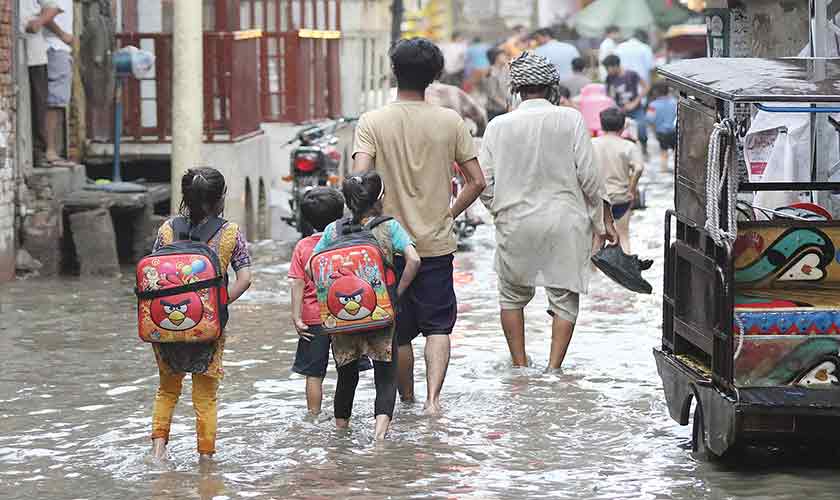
xmin=286 ymin=116 xmax=359 ymax=145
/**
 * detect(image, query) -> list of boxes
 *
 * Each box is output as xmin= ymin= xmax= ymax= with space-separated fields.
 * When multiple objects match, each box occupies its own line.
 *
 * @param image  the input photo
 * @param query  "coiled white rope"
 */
xmin=705 ymin=119 xmax=746 ymax=359
xmin=705 ymin=119 xmax=738 ymax=247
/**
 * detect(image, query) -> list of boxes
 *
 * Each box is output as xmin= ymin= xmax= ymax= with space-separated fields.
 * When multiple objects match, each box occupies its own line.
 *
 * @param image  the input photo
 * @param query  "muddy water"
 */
xmin=3 ymin=170 xmax=840 ymax=500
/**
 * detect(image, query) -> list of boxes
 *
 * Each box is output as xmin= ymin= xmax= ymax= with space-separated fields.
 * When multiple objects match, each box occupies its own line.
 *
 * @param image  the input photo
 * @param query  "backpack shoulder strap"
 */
xmin=365 ymin=216 xmax=394 ymax=230
xmin=172 ymin=216 xmax=226 ymax=243
xmin=338 ymin=216 xmax=361 ymax=236
xmin=192 ymin=216 xmax=226 ymax=243
xmin=368 ymin=217 xmax=395 ymax=267
xmin=171 ymin=216 xmax=191 ymax=241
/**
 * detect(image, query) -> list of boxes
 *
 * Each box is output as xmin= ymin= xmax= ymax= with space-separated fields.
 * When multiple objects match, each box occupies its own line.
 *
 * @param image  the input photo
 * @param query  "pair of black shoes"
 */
xmin=591 ymin=245 xmax=654 ymax=294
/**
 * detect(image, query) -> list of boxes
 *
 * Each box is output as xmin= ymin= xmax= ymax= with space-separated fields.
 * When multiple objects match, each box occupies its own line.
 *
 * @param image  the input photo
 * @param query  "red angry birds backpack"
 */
xmin=135 ymin=217 xmax=228 ymax=343
xmin=310 ymin=217 xmax=398 ymax=335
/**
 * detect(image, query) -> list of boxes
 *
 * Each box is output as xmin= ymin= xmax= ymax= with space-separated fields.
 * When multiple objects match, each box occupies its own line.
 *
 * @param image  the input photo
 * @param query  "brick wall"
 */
xmin=0 ymin=0 xmax=16 ymax=282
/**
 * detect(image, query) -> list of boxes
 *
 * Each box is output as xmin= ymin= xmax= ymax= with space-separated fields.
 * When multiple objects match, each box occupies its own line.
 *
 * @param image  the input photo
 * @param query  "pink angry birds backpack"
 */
xmin=134 ymin=217 xmax=228 ymax=343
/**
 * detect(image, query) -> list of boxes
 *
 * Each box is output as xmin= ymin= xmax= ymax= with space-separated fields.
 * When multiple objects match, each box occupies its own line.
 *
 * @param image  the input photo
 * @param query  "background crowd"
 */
xmin=436 ymin=23 xmax=675 ymax=154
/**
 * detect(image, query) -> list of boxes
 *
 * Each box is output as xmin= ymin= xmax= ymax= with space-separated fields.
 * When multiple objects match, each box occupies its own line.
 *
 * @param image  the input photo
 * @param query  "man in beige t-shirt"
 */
xmin=354 ymin=38 xmax=486 ymax=415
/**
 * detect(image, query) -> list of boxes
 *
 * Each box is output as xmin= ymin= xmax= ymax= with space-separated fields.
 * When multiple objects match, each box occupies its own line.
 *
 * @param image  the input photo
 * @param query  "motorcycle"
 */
xmin=282 ymin=118 xmax=357 ymax=237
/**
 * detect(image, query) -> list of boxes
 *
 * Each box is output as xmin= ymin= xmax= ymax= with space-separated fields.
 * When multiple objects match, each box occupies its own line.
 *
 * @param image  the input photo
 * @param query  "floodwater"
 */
xmin=3 ymin=168 xmax=840 ymax=500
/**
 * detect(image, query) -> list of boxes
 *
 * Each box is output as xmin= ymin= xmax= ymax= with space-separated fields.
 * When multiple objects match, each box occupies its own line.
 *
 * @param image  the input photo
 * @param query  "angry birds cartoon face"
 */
xmin=327 ymin=273 xmax=377 ymax=321
xmin=150 ymin=292 xmax=204 ymax=331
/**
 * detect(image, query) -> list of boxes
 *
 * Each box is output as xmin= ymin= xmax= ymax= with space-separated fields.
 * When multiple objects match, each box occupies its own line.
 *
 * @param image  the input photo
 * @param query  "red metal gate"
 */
xmin=115 ymin=32 xmax=262 ymax=143
xmin=216 ymin=0 xmax=343 ymax=123
xmin=118 ymin=0 xmax=343 ymax=125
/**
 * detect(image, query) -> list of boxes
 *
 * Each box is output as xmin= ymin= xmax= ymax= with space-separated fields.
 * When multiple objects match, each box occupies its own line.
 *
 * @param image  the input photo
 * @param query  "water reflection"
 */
xmin=4 ymin=168 xmax=840 ymax=499
xmin=149 ymin=469 xmax=226 ymax=500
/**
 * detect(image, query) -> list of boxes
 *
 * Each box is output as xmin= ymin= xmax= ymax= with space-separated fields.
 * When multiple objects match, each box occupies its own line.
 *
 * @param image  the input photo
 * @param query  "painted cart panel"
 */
xmin=734 ymin=224 xmax=840 ymax=388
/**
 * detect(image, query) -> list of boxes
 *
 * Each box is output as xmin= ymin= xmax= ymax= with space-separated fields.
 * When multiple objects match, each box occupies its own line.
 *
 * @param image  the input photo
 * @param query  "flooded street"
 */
xmin=3 ymin=168 xmax=840 ymax=500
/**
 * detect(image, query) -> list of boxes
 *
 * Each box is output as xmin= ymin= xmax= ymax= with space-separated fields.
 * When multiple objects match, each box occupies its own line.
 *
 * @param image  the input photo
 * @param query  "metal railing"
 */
xmin=247 ymin=0 xmax=343 ymax=123
xmin=114 ymin=31 xmax=263 ymax=143
xmin=259 ymin=32 xmax=341 ymax=123
xmin=111 ymin=0 xmax=344 ymax=143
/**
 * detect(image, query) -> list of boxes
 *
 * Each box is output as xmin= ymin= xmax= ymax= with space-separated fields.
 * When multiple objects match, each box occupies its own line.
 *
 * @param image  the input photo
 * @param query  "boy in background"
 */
xmin=603 ymin=54 xmax=649 ymax=155
xmin=289 ymin=188 xmax=369 ymax=416
xmin=484 ymin=47 xmax=510 ymax=122
xmin=561 ymin=57 xmax=591 ymax=98
xmin=592 ymin=108 xmax=645 ymax=253
xmin=647 ymin=82 xmax=678 ymax=172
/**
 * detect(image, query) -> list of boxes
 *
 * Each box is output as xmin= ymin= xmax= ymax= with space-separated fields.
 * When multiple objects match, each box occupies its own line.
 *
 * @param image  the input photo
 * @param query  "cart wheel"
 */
xmin=692 ymin=404 xmax=730 ymax=462
xmin=692 ymin=404 xmax=714 ymax=461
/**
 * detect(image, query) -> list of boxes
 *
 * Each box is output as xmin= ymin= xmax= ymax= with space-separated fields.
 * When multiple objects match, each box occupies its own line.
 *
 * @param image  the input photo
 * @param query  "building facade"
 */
xmin=103 ymin=0 xmax=392 ymax=241
xmin=704 ymin=0 xmax=809 ymax=58
xmin=340 ymin=0 xmax=391 ymax=118
xmin=0 ymin=0 xmax=16 ymax=282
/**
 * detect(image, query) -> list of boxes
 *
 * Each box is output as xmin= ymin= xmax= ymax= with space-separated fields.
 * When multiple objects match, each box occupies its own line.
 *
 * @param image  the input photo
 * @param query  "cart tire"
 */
xmin=692 ymin=404 xmax=722 ymax=462
xmin=692 ymin=404 xmax=711 ymax=459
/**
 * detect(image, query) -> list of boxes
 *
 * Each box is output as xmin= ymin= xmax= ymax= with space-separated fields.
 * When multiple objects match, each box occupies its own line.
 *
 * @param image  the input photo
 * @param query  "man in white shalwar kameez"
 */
xmin=480 ymin=52 xmax=617 ymax=369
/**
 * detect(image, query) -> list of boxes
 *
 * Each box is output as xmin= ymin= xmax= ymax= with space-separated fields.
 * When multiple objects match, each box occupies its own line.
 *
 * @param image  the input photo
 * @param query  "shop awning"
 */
xmin=572 ymin=0 xmax=699 ymax=37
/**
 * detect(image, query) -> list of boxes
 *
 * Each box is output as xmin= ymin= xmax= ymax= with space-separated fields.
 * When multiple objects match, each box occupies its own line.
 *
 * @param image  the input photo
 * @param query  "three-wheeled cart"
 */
xmin=655 ymin=57 xmax=840 ymax=458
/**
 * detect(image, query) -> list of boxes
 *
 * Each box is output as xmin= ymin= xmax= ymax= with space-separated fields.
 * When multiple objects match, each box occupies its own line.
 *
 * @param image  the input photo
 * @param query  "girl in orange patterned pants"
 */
xmin=148 ymin=167 xmax=252 ymax=461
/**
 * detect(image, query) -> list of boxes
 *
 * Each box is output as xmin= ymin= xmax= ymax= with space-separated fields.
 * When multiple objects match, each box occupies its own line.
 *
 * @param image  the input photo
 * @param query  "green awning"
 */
xmin=571 ymin=0 xmax=699 ymax=38
xmin=647 ymin=0 xmax=697 ymax=29
xmin=571 ymin=0 xmax=656 ymax=38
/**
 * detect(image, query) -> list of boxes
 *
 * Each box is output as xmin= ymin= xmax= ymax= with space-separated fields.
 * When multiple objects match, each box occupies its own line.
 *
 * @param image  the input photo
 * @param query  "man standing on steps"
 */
xmin=353 ymin=38 xmax=486 ymax=415
xmin=20 ymin=0 xmax=61 ymax=166
xmin=43 ymin=0 xmax=75 ymax=166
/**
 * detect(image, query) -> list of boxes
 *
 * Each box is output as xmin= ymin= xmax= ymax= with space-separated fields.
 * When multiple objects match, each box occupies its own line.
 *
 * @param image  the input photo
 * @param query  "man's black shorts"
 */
xmin=395 ymin=254 xmax=457 ymax=346
xmin=656 ymin=130 xmax=677 ymax=151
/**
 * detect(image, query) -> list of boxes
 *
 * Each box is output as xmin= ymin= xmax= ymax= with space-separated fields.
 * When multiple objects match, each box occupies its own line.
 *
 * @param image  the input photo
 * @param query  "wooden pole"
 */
xmin=391 ymin=0 xmax=403 ymax=45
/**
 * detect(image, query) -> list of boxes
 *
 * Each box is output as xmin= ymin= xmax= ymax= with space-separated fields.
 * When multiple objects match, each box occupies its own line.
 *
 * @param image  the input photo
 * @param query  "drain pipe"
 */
xmin=171 ymin=0 xmax=204 ymax=214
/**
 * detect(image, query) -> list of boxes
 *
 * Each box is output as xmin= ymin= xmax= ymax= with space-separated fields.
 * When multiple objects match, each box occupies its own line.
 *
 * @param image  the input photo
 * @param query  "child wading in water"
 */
xmin=646 ymin=82 xmax=678 ymax=173
xmin=289 ymin=187 xmax=371 ymax=416
xmin=592 ymin=108 xmax=645 ymax=254
xmin=311 ymin=172 xmax=421 ymax=439
xmin=149 ymin=167 xmax=252 ymax=461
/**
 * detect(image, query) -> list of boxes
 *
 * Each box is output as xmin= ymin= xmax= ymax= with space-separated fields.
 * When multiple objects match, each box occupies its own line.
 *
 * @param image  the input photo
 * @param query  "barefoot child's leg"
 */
xmin=373 ymin=358 xmax=398 ymax=439
xmin=306 ymin=376 xmax=324 ymax=415
xmin=192 ymin=373 xmax=220 ymax=457
xmin=150 ymin=370 xmax=185 ymax=458
xmin=292 ymin=330 xmax=330 ymax=415
xmin=334 ymin=362 xmax=360 ymax=428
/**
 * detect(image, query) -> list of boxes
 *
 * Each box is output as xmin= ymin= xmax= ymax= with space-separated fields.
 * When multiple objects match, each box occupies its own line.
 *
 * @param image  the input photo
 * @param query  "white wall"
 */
xmin=340 ymin=0 xmax=392 ymax=117
xmin=137 ymin=0 xmax=163 ymax=32
xmin=201 ymin=135 xmax=271 ymax=240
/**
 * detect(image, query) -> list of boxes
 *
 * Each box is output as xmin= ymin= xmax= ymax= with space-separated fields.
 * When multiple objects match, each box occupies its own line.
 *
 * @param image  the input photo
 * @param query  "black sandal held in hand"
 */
xmin=591 ymin=245 xmax=653 ymax=294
